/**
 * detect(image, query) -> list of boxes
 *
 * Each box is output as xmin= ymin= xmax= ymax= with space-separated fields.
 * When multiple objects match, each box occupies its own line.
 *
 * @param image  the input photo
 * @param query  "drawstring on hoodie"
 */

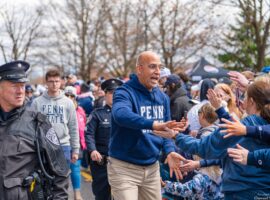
xmin=150 ymin=92 xmax=157 ymax=121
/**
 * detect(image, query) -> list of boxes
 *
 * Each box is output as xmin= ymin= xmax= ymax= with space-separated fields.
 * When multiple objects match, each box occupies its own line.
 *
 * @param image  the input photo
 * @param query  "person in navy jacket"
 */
xmin=161 ymin=82 xmax=270 ymax=200
xmin=107 ymin=51 xmax=186 ymax=200
xmin=85 ymin=78 xmax=123 ymax=200
xmin=218 ymin=113 xmax=270 ymax=169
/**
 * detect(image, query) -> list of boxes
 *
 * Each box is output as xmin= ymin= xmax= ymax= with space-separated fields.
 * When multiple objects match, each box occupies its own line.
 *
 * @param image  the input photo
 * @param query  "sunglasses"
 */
xmin=65 ymin=94 xmax=75 ymax=98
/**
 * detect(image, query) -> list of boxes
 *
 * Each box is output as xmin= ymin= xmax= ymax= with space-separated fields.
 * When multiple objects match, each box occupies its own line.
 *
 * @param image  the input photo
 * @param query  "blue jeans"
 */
xmin=61 ymin=145 xmax=71 ymax=166
xmin=70 ymin=159 xmax=81 ymax=190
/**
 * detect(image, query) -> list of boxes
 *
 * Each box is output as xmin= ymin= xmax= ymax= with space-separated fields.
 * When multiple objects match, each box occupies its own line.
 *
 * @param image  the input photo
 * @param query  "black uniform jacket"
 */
xmin=85 ymin=105 xmax=111 ymax=155
xmin=0 ymin=104 xmax=69 ymax=200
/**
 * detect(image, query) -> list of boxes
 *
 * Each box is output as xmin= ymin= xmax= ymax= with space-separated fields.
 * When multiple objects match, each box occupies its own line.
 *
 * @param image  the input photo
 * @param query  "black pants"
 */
xmin=89 ymin=160 xmax=111 ymax=200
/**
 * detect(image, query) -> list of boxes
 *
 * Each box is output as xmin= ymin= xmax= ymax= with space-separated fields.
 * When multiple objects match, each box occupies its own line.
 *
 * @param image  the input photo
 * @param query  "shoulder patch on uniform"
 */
xmin=46 ymin=128 xmax=60 ymax=145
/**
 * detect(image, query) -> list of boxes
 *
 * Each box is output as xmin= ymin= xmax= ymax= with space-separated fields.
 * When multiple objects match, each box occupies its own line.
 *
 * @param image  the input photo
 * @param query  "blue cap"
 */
xmin=0 ymin=60 xmax=30 ymax=82
xmin=101 ymin=78 xmax=123 ymax=92
xmin=261 ymin=66 xmax=270 ymax=73
xmin=25 ymin=84 xmax=33 ymax=92
xmin=164 ymin=74 xmax=181 ymax=87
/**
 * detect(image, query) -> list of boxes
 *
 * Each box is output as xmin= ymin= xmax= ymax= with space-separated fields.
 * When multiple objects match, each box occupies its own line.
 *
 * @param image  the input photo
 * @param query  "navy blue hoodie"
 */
xmin=109 ymin=74 xmax=175 ymax=165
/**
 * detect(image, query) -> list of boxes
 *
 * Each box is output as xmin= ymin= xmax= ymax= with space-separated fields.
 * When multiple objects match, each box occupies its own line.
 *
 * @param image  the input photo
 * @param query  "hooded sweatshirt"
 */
xmin=31 ymin=90 xmax=80 ymax=154
xmin=109 ymin=74 xmax=175 ymax=165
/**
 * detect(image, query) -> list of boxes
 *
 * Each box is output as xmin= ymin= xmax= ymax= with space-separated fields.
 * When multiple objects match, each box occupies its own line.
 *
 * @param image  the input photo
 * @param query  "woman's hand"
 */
xmin=228 ymin=71 xmax=249 ymax=92
xmin=219 ymin=115 xmax=246 ymax=138
xmin=207 ymin=89 xmax=222 ymax=109
xmin=227 ymin=144 xmax=249 ymax=165
xmin=180 ymin=160 xmax=200 ymax=172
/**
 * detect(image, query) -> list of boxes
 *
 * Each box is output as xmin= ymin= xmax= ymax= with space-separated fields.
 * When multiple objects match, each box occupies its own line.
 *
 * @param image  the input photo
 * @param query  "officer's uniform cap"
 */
xmin=0 ymin=60 xmax=30 ymax=83
xmin=101 ymin=78 xmax=123 ymax=92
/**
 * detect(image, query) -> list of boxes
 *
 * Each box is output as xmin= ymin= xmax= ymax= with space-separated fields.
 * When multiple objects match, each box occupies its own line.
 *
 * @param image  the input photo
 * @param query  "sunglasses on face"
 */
xmin=65 ymin=93 xmax=75 ymax=98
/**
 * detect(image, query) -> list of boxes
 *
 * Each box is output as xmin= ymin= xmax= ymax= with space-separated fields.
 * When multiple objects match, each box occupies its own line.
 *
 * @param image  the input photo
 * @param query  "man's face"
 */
xmin=105 ymin=90 xmax=114 ymax=106
xmin=25 ymin=90 xmax=33 ymax=98
xmin=46 ymin=76 xmax=61 ymax=93
xmin=0 ymin=80 xmax=25 ymax=111
xmin=137 ymin=54 xmax=162 ymax=90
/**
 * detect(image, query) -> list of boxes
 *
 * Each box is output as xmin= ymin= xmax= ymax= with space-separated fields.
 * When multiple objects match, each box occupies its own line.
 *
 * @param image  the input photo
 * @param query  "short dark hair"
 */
xmin=45 ymin=69 xmax=61 ymax=81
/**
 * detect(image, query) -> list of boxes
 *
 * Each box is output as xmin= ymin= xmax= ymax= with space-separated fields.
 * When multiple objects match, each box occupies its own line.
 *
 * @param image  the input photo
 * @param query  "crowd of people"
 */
xmin=1 ymin=50 xmax=270 ymax=200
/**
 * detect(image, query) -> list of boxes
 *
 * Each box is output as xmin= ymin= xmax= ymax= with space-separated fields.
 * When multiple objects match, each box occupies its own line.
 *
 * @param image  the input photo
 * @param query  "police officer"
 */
xmin=85 ymin=78 xmax=123 ymax=200
xmin=0 ymin=61 xmax=69 ymax=200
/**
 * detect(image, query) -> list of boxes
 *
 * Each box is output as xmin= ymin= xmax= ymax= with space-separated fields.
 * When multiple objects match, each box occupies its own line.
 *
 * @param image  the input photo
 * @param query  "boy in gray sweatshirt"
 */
xmin=31 ymin=69 xmax=80 ymax=164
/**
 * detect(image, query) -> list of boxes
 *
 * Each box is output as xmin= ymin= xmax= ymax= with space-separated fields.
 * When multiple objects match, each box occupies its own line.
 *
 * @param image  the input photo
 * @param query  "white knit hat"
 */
xmin=64 ymin=86 xmax=77 ymax=97
xmin=160 ymin=67 xmax=171 ymax=78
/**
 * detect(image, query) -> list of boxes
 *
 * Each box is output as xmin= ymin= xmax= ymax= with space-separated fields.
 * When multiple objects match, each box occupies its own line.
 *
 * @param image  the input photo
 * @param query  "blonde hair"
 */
xmin=242 ymin=71 xmax=255 ymax=80
xmin=199 ymin=103 xmax=218 ymax=124
xmin=215 ymin=83 xmax=242 ymax=118
xmin=255 ymin=74 xmax=270 ymax=84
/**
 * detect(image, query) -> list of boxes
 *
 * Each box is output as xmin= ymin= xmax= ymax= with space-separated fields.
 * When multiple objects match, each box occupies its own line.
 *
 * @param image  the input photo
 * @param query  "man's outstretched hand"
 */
xmin=153 ymin=119 xmax=188 ymax=138
xmin=153 ymin=119 xmax=188 ymax=131
xmin=165 ymin=152 xmax=186 ymax=180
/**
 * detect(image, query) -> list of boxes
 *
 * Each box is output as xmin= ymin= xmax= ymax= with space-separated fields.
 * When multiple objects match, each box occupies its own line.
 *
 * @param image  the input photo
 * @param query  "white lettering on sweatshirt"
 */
xmin=140 ymin=105 xmax=164 ymax=134
xmin=42 ymin=104 xmax=65 ymax=123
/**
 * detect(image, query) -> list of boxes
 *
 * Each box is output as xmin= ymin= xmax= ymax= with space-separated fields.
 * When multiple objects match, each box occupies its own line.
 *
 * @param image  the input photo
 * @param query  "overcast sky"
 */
xmin=0 ymin=0 xmax=239 ymax=76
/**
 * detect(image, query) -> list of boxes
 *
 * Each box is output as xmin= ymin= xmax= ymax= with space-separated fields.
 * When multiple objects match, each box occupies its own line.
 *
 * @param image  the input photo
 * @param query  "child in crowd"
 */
xmin=65 ymin=86 xmax=87 ymax=200
xmin=162 ymin=104 xmax=224 ymax=200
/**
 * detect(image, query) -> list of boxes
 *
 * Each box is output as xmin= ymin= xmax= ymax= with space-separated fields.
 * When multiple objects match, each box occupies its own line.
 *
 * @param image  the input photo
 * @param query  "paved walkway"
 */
xmin=68 ymin=169 xmax=95 ymax=200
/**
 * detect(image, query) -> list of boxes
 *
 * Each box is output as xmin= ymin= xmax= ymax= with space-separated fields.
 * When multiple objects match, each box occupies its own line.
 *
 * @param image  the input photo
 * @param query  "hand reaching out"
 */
xmin=153 ymin=119 xmax=188 ymax=138
xmin=166 ymin=152 xmax=186 ymax=180
xmin=228 ymin=71 xmax=249 ymax=92
xmin=153 ymin=127 xmax=179 ymax=138
xmin=180 ymin=160 xmax=200 ymax=172
xmin=153 ymin=120 xmax=187 ymax=132
xmin=207 ymin=89 xmax=222 ymax=109
xmin=227 ymin=144 xmax=249 ymax=165
xmin=219 ymin=115 xmax=246 ymax=138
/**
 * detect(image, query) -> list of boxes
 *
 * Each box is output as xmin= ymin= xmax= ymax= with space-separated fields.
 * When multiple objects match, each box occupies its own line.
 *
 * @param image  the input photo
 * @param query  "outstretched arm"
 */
xmin=220 ymin=116 xmax=270 ymax=143
xmin=175 ymin=126 xmax=241 ymax=160
xmin=228 ymin=144 xmax=270 ymax=169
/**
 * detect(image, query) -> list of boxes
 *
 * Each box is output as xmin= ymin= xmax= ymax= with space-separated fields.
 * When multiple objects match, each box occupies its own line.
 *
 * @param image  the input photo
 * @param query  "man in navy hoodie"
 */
xmin=108 ymin=51 xmax=186 ymax=200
